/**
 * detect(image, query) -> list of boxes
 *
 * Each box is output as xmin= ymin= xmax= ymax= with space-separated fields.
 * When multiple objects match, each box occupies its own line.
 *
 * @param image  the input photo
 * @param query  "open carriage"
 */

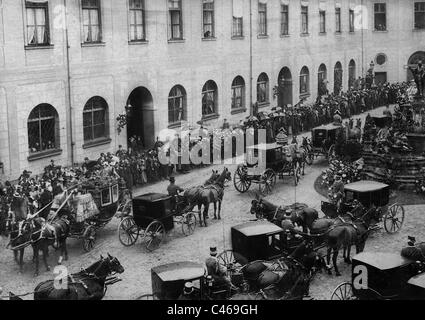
xmin=331 ymin=251 xmax=425 ymax=300
xmin=309 ymin=124 xmax=344 ymax=162
xmin=321 ymin=180 xmax=405 ymax=234
xmin=118 ymin=193 xmax=197 ymax=251
xmin=233 ymin=143 xmax=301 ymax=195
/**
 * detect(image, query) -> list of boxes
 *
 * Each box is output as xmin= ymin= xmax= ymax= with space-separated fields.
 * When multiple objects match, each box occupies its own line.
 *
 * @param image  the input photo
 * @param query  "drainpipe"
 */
xmin=64 ymin=0 xmax=75 ymax=165
xmin=361 ymin=0 xmax=364 ymax=75
xmin=249 ymin=0 xmax=253 ymax=115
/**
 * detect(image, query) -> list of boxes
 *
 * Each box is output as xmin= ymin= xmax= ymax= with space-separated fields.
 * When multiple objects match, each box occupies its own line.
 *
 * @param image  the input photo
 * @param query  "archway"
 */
xmin=334 ymin=62 xmax=343 ymax=94
xmin=348 ymin=59 xmax=356 ymax=89
xmin=277 ymin=67 xmax=293 ymax=107
xmin=126 ymin=86 xmax=155 ymax=150
xmin=407 ymin=51 xmax=425 ymax=81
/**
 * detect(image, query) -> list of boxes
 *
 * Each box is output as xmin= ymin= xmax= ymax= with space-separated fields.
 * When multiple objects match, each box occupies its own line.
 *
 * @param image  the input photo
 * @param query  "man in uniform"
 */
xmin=167 ymin=176 xmax=184 ymax=212
xmin=333 ymin=110 xmax=343 ymax=126
xmin=330 ymin=175 xmax=345 ymax=210
xmin=177 ymin=282 xmax=199 ymax=300
xmin=205 ymin=247 xmax=236 ymax=291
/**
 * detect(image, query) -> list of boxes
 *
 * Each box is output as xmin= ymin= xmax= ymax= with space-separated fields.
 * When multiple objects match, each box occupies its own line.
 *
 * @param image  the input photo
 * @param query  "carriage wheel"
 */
xmin=118 ymin=216 xmax=139 ymax=246
xmin=259 ymin=169 xmax=276 ymax=195
xmin=83 ymin=225 xmax=96 ymax=252
xmin=181 ymin=212 xmax=197 ymax=236
xmin=144 ymin=221 xmax=165 ymax=252
xmin=384 ymin=203 xmax=405 ymax=234
xmin=217 ymin=250 xmax=247 ymax=276
xmin=233 ymin=167 xmax=251 ymax=193
xmin=136 ymin=294 xmax=158 ymax=300
xmin=331 ymin=282 xmax=355 ymax=300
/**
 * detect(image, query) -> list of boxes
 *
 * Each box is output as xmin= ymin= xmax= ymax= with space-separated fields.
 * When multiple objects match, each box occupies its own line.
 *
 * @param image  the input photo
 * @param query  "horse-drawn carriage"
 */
xmin=137 ymin=261 xmax=230 ymax=300
xmin=331 ymin=251 xmax=425 ymax=300
xmin=309 ymin=124 xmax=344 ymax=162
xmin=233 ymin=143 xmax=301 ymax=195
xmin=322 ymin=180 xmax=405 ymax=234
xmin=118 ymin=193 xmax=197 ymax=251
xmin=372 ymin=114 xmax=392 ymax=128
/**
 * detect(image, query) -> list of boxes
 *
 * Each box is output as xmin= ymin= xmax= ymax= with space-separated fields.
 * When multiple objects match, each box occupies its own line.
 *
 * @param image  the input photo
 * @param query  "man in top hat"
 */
xmin=178 ymin=282 xmax=199 ymax=300
xmin=205 ymin=247 xmax=236 ymax=291
xmin=330 ymin=175 xmax=345 ymax=209
xmin=167 ymin=176 xmax=184 ymax=212
xmin=275 ymin=127 xmax=288 ymax=146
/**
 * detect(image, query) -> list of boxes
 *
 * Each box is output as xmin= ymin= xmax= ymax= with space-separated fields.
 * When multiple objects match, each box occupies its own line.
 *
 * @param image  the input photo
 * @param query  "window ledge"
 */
xmin=258 ymin=102 xmax=270 ymax=108
xmin=231 ymin=108 xmax=247 ymax=115
xmin=319 ymin=32 xmax=327 ymax=35
xmin=81 ymin=42 xmax=106 ymax=47
xmin=349 ymin=31 xmax=355 ymax=34
xmin=83 ymin=138 xmax=112 ymax=149
xmin=202 ymin=114 xmax=220 ymax=121
xmin=168 ymin=122 xmax=184 ymax=129
xmin=25 ymin=44 xmax=54 ymax=50
xmin=300 ymin=33 xmax=310 ymax=37
xmin=128 ymin=40 xmax=149 ymax=45
xmin=373 ymin=30 xmax=388 ymax=33
xmin=257 ymin=34 xmax=269 ymax=39
xmin=231 ymin=36 xmax=245 ymax=40
xmin=413 ymin=28 xmax=425 ymax=32
xmin=168 ymin=39 xmax=185 ymax=43
xmin=280 ymin=34 xmax=290 ymax=38
xmin=202 ymin=37 xmax=217 ymax=41
xmin=28 ymin=149 xmax=62 ymax=162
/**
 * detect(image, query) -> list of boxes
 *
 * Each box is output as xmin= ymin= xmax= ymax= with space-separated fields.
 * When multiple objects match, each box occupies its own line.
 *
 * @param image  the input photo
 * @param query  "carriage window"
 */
xmin=101 ymin=188 xmax=112 ymax=206
xmin=111 ymin=185 xmax=119 ymax=203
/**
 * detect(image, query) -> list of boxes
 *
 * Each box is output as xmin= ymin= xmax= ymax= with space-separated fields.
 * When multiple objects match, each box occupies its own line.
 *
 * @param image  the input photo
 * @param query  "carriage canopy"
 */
xmin=353 ymin=252 xmax=413 ymax=271
xmin=344 ymin=180 xmax=390 ymax=207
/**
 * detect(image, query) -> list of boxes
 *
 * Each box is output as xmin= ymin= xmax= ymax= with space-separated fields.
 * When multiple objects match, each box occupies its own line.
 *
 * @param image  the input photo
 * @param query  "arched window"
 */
xmin=28 ymin=104 xmax=59 ymax=154
xmin=318 ymin=64 xmax=327 ymax=95
xmin=168 ymin=85 xmax=187 ymax=124
xmin=257 ymin=73 xmax=269 ymax=105
xmin=83 ymin=96 xmax=109 ymax=143
xmin=348 ymin=59 xmax=356 ymax=89
xmin=202 ymin=80 xmax=218 ymax=117
xmin=299 ymin=66 xmax=310 ymax=96
xmin=334 ymin=61 xmax=343 ymax=94
xmin=231 ymin=76 xmax=245 ymax=110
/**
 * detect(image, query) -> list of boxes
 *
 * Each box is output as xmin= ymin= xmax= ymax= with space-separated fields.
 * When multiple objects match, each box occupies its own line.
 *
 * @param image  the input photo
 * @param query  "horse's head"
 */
xmin=107 ymin=253 xmax=125 ymax=275
xmin=224 ymin=168 xmax=232 ymax=182
xmin=250 ymin=197 xmax=265 ymax=215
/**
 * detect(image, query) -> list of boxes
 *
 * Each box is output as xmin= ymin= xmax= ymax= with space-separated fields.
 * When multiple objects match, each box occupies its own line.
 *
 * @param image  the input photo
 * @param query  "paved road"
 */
xmin=1 ymin=105 xmax=421 ymax=300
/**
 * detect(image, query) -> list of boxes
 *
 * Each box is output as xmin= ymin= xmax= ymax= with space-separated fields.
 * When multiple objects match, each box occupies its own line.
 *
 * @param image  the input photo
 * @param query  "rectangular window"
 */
xmin=301 ymin=6 xmax=308 ymax=34
xmin=335 ymin=7 xmax=341 ymax=32
xmin=415 ymin=2 xmax=425 ymax=29
xmin=25 ymin=1 xmax=50 ymax=46
xmin=203 ymin=0 xmax=215 ymax=38
xmin=169 ymin=0 xmax=183 ymax=40
xmin=374 ymin=3 xmax=386 ymax=31
xmin=349 ymin=9 xmax=355 ymax=32
xmin=82 ymin=0 xmax=102 ymax=43
xmin=129 ymin=0 xmax=145 ymax=41
xmin=281 ymin=4 xmax=289 ymax=35
xmin=258 ymin=2 xmax=267 ymax=36
xmin=319 ymin=10 xmax=326 ymax=33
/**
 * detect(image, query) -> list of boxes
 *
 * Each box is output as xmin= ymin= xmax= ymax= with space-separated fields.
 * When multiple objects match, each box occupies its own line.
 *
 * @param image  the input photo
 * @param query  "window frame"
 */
xmin=24 ymin=1 xmax=51 ymax=47
xmin=231 ymin=76 xmax=246 ymax=110
xmin=319 ymin=10 xmax=326 ymax=34
xmin=299 ymin=67 xmax=310 ymax=96
xmin=414 ymin=2 xmax=425 ymax=30
xmin=83 ymin=96 xmax=109 ymax=144
xmin=374 ymin=3 xmax=387 ymax=31
xmin=168 ymin=85 xmax=187 ymax=125
xmin=168 ymin=0 xmax=183 ymax=40
xmin=257 ymin=73 xmax=269 ymax=105
xmin=128 ymin=0 xmax=146 ymax=42
xmin=349 ymin=9 xmax=355 ymax=32
xmin=301 ymin=5 xmax=309 ymax=35
xmin=281 ymin=4 xmax=289 ymax=35
xmin=81 ymin=0 xmax=103 ymax=44
xmin=202 ymin=81 xmax=218 ymax=117
xmin=202 ymin=0 xmax=215 ymax=38
xmin=258 ymin=1 xmax=267 ymax=36
xmin=335 ymin=7 xmax=341 ymax=33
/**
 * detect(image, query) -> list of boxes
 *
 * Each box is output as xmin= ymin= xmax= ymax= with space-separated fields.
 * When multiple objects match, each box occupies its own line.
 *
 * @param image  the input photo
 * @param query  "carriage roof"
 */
xmin=151 ymin=261 xmax=205 ymax=282
xmin=344 ymin=180 xmax=389 ymax=193
xmin=232 ymin=220 xmax=283 ymax=237
xmin=407 ymin=273 xmax=425 ymax=289
xmin=353 ymin=252 xmax=413 ymax=271
xmin=312 ymin=123 xmax=343 ymax=132
xmin=133 ymin=193 xmax=171 ymax=203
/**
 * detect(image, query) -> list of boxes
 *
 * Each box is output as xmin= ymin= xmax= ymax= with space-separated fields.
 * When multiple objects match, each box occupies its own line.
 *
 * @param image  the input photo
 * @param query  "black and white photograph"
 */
xmin=0 ymin=0 xmax=425 ymax=309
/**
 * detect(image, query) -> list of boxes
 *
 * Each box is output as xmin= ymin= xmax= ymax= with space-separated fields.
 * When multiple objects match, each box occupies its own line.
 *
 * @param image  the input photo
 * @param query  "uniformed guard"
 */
xmin=177 ymin=282 xmax=199 ymax=300
xmin=205 ymin=247 xmax=236 ymax=291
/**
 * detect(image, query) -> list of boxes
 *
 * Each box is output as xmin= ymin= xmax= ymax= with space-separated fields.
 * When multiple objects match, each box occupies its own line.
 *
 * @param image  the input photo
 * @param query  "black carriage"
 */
xmin=372 ymin=114 xmax=392 ymax=128
xmin=321 ymin=180 xmax=405 ymax=234
xmin=331 ymin=252 xmax=425 ymax=300
xmin=118 ymin=193 xmax=197 ymax=251
xmin=233 ymin=143 xmax=301 ymax=195
xmin=309 ymin=124 xmax=344 ymax=161
xmin=137 ymin=261 xmax=230 ymax=300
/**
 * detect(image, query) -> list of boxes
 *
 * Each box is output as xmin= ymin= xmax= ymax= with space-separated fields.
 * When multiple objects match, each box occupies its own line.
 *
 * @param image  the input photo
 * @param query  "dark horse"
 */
xmin=7 ymin=210 xmax=70 ymax=276
xmin=184 ymin=168 xmax=231 ymax=227
xmin=34 ymin=254 xmax=124 ymax=300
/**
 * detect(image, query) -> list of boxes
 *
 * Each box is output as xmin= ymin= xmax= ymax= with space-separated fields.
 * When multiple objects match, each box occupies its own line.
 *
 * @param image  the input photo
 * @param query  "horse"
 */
xmin=250 ymin=197 xmax=319 ymax=233
xmin=401 ymin=238 xmax=425 ymax=262
xmin=34 ymin=254 xmax=124 ymax=300
xmin=288 ymin=143 xmax=307 ymax=176
xmin=204 ymin=170 xmax=219 ymax=186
